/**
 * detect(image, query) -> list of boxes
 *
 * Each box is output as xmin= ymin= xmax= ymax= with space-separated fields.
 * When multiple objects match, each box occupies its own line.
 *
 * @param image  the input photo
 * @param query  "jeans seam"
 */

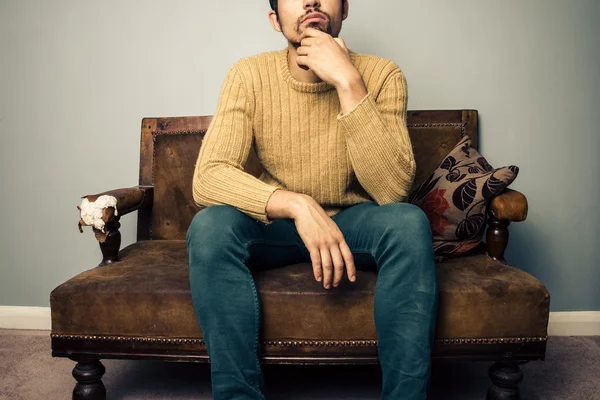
xmin=242 ymin=241 xmax=265 ymax=398
xmin=249 ymin=275 xmax=262 ymax=393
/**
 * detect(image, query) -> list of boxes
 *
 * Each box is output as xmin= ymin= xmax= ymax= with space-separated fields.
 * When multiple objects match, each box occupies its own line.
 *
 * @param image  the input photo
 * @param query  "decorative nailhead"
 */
xmin=50 ymin=334 xmax=548 ymax=347
xmin=406 ymin=122 xmax=467 ymax=140
xmin=407 ymin=123 xmax=465 ymax=128
xmin=152 ymin=130 xmax=207 ymax=138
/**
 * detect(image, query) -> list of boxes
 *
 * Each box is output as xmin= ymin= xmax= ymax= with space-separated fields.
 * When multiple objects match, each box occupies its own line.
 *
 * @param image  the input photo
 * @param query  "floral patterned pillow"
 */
xmin=408 ymin=135 xmax=519 ymax=261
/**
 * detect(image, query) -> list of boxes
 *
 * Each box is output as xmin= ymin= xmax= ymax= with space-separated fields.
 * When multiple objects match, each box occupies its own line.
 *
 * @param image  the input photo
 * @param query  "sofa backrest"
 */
xmin=138 ymin=110 xmax=478 ymax=240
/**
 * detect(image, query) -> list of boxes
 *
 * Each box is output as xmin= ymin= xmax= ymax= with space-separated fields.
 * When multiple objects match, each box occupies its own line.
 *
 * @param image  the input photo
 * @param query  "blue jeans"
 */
xmin=186 ymin=202 xmax=438 ymax=400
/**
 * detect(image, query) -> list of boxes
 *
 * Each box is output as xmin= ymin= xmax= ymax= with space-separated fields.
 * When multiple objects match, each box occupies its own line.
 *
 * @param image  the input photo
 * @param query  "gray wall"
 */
xmin=1 ymin=0 xmax=598 ymax=311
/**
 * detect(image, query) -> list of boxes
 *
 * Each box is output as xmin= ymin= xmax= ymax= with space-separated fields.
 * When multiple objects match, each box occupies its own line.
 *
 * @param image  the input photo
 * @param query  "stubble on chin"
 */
xmin=291 ymin=13 xmax=333 ymax=47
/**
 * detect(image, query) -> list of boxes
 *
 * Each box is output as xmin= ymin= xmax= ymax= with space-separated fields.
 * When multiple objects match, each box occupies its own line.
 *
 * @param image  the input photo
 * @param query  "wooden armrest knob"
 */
xmin=489 ymin=189 xmax=528 ymax=222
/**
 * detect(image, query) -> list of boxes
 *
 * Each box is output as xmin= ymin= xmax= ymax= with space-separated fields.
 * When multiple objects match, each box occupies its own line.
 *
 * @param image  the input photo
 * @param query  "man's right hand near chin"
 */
xmin=266 ymin=190 xmax=356 ymax=289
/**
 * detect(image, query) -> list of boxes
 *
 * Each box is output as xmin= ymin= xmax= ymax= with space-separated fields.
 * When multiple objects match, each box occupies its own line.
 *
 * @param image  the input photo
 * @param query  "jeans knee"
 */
xmin=375 ymin=204 xmax=436 ymax=283
xmin=400 ymin=203 xmax=432 ymax=240
xmin=188 ymin=206 xmax=246 ymax=242
xmin=186 ymin=205 xmax=254 ymax=261
xmin=376 ymin=203 xmax=432 ymax=243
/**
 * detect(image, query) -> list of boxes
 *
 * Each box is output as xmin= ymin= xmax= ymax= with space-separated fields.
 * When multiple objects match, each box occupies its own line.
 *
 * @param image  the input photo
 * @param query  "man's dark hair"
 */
xmin=269 ymin=0 xmax=277 ymax=12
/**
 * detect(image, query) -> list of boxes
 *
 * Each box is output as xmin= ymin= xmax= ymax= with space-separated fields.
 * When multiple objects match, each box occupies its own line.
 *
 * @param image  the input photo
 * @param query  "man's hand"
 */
xmin=296 ymin=28 xmax=358 ymax=88
xmin=293 ymin=194 xmax=356 ymax=289
xmin=266 ymin=190 xmax=356 ymax=289
xmin=296 ymin=28 xmax=368 ymax=115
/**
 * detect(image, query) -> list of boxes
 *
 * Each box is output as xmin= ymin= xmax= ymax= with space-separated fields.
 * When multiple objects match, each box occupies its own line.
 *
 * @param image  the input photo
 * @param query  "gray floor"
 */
xmin=1 ymin=330 xmax=599 ymax=399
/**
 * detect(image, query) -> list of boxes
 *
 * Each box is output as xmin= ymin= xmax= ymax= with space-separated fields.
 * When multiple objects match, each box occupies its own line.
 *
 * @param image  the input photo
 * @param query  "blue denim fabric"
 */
xmin=186 ymin=202 xmax=439 ymax=400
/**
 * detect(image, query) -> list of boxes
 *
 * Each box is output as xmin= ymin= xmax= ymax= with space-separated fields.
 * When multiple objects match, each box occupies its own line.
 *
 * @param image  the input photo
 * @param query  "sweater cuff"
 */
xmin=259 ymin=187 xmax=281 ymax=224
xmin=240 ymin=184 xmax=281 ymax=224
xmin=337 ymin=93 xmax=380 ymax=134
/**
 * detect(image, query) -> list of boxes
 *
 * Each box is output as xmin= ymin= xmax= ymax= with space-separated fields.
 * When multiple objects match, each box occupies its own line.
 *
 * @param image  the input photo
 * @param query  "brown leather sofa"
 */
xmin=51 ymin=110 xmax=550 ymax=400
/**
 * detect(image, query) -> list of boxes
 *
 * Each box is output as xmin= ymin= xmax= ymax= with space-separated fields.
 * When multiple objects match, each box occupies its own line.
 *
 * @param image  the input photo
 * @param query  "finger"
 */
xmin=300 ymin=37 xmax=317 ymax=47
xmin=330 ymin=246 xmax=345 ymax=288
xmin=301 ymin=27 xmax=327 ymax=40
xmin=320 ymin=248 xmax=333 ymax=289
xmin=296 ymin=55 xmax=309 ymax=66
xmin=339 ymin=241 xmax=356 ymax=282
xmin=309 ymin=247 xmax=322 ymax=282
xmin=297 ymin=46 xmax=310 ymax=56
xmin=296 ymin=55 xmax=310 ymax=71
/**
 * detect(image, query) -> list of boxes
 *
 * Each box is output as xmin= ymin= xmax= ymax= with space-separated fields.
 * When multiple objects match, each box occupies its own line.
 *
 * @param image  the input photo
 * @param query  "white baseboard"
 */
xmin=547 ymin=311 xmax=600 ymax=336
xmin=0 ymin=306 xmax=51 ymax=330
xmin=1 ymin=306 xmax=599 ymax=336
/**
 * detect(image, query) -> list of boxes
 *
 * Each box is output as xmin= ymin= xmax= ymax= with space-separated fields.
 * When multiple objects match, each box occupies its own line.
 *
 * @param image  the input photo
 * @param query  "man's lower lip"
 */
xmin=304 ymin=17 xmax=325 ymax=24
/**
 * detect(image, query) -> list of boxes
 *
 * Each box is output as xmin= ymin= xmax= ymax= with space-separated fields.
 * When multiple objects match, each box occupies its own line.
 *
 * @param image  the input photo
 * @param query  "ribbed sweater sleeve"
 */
xmin=192 ymin=64 xmax=280 ymax=223
xmin=338 ymin=66 xmax=416 ymax=204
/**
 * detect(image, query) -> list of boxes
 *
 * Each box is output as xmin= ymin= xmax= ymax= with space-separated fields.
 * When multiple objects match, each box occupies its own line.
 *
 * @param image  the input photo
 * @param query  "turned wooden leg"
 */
xmin=486 ymin=360 xmax=523 ymax=400
xmin=71 ymin=359 xmax=106 ymax=400
xmin=98 ymin=218 xmax=121 ymax=267
xmin=486 ymin=218 xmax=510 ymax=262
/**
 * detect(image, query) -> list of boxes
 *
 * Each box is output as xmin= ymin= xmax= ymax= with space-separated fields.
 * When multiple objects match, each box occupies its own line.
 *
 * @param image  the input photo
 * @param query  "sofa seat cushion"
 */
xmin=50 ymin=240 xmax=549 ymax=341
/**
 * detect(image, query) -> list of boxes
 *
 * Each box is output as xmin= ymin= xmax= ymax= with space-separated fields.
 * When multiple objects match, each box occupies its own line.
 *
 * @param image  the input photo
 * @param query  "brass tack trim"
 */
xmin=406 ymin=122 xmax=467 ymax=138
xmin=407 ymin=123 xmax=465 ymax=128
xmin=51 ymin=334 xmax=548 ymax=346
xmin=151 ymin=130 xmax=207 ymax=137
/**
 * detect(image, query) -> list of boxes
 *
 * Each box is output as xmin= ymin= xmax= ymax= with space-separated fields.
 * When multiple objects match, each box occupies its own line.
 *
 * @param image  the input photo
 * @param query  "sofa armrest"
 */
xmin=486 ymin=188 xmax=528 ymax=263
xmin=77 ymin=185 xmax=153 ymax=267
xmin=82 ymin=185 xmax=154 ymax=218
xmin=489 ymin=189 xmax=528 ymax=222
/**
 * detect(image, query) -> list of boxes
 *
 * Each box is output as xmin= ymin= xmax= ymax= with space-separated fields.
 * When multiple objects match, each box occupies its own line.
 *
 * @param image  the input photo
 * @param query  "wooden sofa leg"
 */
xmin=486 ymin=360 xmax=523 ymax=400
xmin=71 ymin=358 xmax=106 ymax=400
xmin=486 ymin=218 xmax=510 ymax=262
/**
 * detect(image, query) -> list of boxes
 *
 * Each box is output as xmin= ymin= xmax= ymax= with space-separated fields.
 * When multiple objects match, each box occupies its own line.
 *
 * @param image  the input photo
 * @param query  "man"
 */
xmin=186 ymin=0 xmax=438 ymax=398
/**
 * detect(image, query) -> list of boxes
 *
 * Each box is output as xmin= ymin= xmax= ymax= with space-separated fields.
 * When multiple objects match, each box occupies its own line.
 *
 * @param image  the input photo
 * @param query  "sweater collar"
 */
xmin=277 ymin=48 xmax=357 ymax=93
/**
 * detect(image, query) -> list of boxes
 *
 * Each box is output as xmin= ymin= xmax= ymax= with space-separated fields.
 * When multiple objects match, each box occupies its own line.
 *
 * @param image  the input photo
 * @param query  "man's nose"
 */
xmin=303 ymin=0 xmax=321 ymax=10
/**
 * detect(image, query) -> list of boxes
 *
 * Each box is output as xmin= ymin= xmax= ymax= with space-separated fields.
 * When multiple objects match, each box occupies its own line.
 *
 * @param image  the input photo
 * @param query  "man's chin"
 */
xmin=299 ymin=21 xmax=331 ymax=35
xmin=314 ymin=23 xmax=332 ymax=35
xmin=291 ymin=22 xmax=332 ymax=47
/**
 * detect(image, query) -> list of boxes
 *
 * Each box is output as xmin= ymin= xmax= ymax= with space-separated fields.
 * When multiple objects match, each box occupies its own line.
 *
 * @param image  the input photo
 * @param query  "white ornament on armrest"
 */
xmin=79 ymin=195 xmax=119 ymax=233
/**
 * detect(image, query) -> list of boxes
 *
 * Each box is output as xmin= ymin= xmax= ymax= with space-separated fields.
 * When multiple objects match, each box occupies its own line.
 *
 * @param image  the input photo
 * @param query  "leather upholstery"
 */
xmin=152 ymin=134 xmax=203 ymax=240
xmin=149 ymin=115 xmax=476 ymax=240
xmin=490 ymin=189 xmax=528 ymax=222
xmin=409 ymin=124 xmax=465 ymax=190
xmin=50 ymin=240 xmax=550 ymax=341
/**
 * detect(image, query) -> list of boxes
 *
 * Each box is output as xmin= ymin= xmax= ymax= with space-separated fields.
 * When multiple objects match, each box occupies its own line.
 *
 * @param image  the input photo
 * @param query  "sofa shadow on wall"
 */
xmin=502 ymin=221 xmax=555 ymax=309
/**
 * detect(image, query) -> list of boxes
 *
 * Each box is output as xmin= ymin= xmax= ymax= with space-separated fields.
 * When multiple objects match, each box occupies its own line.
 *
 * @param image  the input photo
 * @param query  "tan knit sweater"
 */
xmin=192 ymin=48 xmax=416 ymax=223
